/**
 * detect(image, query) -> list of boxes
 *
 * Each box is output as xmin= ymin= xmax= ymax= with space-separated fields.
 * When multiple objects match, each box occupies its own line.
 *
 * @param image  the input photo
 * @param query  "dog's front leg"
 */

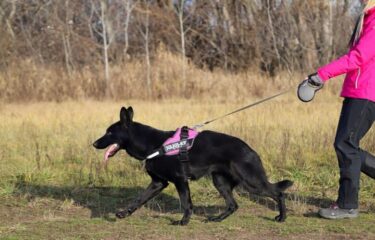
xmin=116 ymin=179 xmax=168 ymax=219
xmin=172 ymin=180 xmax=193 ymax=226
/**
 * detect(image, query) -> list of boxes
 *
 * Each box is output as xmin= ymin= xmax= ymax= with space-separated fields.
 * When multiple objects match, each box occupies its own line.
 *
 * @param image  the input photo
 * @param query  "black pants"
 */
xmin=334 ymin=98 xmax=375 ymax=209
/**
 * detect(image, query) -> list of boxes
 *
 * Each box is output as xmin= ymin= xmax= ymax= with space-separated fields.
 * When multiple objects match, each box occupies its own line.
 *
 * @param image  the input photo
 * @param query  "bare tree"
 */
xmin=123 ymin=0 xmax=136 ymax=60
xmin=61 ymin=0 xmax=74 ymax=77
xmin=321 ymin=0 xmax=334 ymax=63
xmin=0 ymin=0 xmax=16 ymax=66
xmin=266 ymin=0 xmax=281 ymax=64
xmin=0 ymin=0 xmax=16 ymax=39
xmin=175 ymin=0 xmax=188 ymax=93
xmin=101 ymin=0 xmax=111 ymax=97
xmin=90 ymin=0 xmax=117 ymax=97
xmin=136 ymin=2 xmax=152 ymax=98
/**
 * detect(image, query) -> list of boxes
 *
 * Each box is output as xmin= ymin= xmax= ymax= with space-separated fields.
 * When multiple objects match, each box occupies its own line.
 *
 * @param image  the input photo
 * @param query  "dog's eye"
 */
xmin=107 ymin=132 xmax=112 ymax=136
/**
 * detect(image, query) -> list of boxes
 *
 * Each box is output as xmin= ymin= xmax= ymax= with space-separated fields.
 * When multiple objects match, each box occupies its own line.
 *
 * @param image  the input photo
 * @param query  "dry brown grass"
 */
xmin=0 ymin=48 xmax=306 ymax=102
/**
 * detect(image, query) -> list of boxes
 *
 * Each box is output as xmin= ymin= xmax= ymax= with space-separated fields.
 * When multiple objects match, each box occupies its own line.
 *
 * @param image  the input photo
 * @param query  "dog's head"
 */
xmin=93 ymin=106 xmax=133 ymax=164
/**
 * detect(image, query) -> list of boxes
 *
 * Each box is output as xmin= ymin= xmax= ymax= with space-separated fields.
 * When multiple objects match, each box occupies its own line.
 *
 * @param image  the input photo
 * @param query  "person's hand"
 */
xmin=307 ymin=73 xmax=324 ymax=88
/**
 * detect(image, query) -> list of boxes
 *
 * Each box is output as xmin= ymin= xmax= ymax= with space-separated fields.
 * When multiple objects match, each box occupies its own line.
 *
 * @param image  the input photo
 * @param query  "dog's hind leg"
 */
xmin=205 ymin=172 xmax=238 ymax=222
xmin=241 ymin=180 xmax=289 ymax=222
xmin=172 ymin=180 xmax=193 ymax=226
xmin=233 ymin=160 xmax=289 ymax=222
xmin=271 ymin=180 xmax=293 ymax=222
xmin=272 ymin=192 xmax=286 ymax=222
xmin=116 ymin=176 xmax=168 ymax=219
xmin=239 ymin=179 xmax=287 ymax=222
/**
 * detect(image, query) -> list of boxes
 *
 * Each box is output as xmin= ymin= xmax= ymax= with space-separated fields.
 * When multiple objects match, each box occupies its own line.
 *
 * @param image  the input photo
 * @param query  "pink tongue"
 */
xmin=103 ymin=144 xmax=119 ymax=165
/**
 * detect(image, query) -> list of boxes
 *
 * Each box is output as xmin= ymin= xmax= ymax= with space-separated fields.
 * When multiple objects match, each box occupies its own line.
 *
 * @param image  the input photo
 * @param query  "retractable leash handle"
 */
xmin=297 ymin=73 xmax=324 ymax=103
xmin=297 ymin=79 xmax=323 ymax=102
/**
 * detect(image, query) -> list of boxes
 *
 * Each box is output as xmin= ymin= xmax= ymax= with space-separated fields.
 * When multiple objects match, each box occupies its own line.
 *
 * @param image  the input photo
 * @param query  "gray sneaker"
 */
xmin=318 ymin=203 xmax=359 ymax=219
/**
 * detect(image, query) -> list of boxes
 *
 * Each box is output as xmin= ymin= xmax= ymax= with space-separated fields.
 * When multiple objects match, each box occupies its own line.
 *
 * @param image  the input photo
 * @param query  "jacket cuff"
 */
xmin=316 ymin=69 xmax=330 ymax=82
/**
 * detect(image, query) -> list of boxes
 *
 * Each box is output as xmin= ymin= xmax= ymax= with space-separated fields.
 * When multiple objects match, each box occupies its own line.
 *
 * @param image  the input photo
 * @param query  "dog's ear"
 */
xmin=127 ymin=106 xmax=134 ymax=122
xmin=120 ymin=107 xmax=130 ymax=127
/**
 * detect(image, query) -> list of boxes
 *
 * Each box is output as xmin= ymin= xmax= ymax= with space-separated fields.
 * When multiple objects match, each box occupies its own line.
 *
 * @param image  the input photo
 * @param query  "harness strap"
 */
xmin=179 ymin=126 xmax=191 ymax=181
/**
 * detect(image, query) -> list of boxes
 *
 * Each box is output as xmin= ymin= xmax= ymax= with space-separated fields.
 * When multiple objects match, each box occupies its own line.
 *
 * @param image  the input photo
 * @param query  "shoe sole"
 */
xmin=318 ymin=213 xmax=358 ymax=220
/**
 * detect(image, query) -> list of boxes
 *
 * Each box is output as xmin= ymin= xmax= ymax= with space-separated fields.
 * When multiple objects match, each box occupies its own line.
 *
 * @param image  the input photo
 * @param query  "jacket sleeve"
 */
xmin=317 ymin=25 xmax=375 ymax=82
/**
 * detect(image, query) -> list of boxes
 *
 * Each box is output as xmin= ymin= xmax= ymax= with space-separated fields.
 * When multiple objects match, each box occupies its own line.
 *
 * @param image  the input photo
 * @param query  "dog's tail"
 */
xmin=274 ymin=180 xmax=293 ymax=192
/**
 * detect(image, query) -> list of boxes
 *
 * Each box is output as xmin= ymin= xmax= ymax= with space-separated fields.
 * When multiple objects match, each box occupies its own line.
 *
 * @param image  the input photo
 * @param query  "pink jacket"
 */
xmin=317 ymin=8 xmax=375 ymax=102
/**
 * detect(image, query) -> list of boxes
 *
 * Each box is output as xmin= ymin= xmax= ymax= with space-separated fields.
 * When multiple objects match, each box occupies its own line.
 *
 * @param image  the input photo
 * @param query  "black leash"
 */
xmin=193 ymin=89 xmax=291 ymax=129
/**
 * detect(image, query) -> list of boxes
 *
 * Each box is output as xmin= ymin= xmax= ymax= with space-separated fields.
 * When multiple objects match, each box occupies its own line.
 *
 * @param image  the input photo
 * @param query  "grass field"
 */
xmin=1 ymin=91 xmax=375 ymax=239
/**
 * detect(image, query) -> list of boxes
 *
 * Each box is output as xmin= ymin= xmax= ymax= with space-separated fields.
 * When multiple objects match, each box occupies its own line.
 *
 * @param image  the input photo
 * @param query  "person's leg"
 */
xmin=334 ymin=98 xmax=375 ymax=209
xmin=361 ymin=152 xmax=375 ymax=178
xmin=319 ymin=98 xmax=375 ymax=219
xmin=359 ymin=98 xmax=375 ymax=178
xmin=359 ymin=99 xmax=375 ymax=179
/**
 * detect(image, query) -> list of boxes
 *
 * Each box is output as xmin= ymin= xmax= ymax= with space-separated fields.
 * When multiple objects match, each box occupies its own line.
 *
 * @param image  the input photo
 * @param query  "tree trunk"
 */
xmin=123 ymin=0 xmax=135 ymax=61
xmin=145 ymin=3 xmax=151 ymax=98
xmin=297 ymin=3 xmax=318 ymax=70
xmin=321 ymin=0 xmax=333 ymax=63
xmin=100 ymin=0 xmax=111 ymax=98
xmin=177 ymin=0 xmax=187 ymax=93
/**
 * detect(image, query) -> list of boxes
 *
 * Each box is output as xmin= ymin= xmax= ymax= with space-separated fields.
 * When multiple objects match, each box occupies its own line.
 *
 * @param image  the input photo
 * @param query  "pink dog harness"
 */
xmin=146 ymin=126 xmax=199 ymax=181
xmin=146 ymin=127 xmax=199 ymax=159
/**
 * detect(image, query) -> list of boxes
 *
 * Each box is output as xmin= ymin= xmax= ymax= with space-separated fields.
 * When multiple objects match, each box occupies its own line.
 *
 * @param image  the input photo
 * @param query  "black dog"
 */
xmin=93 ymin=106 xmax=293 ymax=225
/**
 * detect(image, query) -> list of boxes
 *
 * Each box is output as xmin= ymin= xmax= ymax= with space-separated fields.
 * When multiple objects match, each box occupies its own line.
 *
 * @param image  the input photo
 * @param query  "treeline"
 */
xmin=0 ymin=0 xmax=360 ymax=101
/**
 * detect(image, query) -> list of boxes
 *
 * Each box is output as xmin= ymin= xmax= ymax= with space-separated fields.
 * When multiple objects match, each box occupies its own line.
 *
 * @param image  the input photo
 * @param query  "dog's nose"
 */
xmin=93 ymin=141 xmax=98 ymax=148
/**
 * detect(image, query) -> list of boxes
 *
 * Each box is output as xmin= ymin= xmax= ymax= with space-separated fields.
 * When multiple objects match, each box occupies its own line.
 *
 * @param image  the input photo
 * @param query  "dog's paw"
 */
xmin=274 ymin=214 xmax=286 ymax=222
xmin=171 ymin=219 xmax=189 ymax=226
xmin=116 ymin=210 xmax=131 ymax=219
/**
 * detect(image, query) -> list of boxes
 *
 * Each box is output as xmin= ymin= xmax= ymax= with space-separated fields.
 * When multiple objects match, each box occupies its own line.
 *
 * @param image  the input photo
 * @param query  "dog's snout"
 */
xmin=92 ymin=138 xmax=109 ymax=149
